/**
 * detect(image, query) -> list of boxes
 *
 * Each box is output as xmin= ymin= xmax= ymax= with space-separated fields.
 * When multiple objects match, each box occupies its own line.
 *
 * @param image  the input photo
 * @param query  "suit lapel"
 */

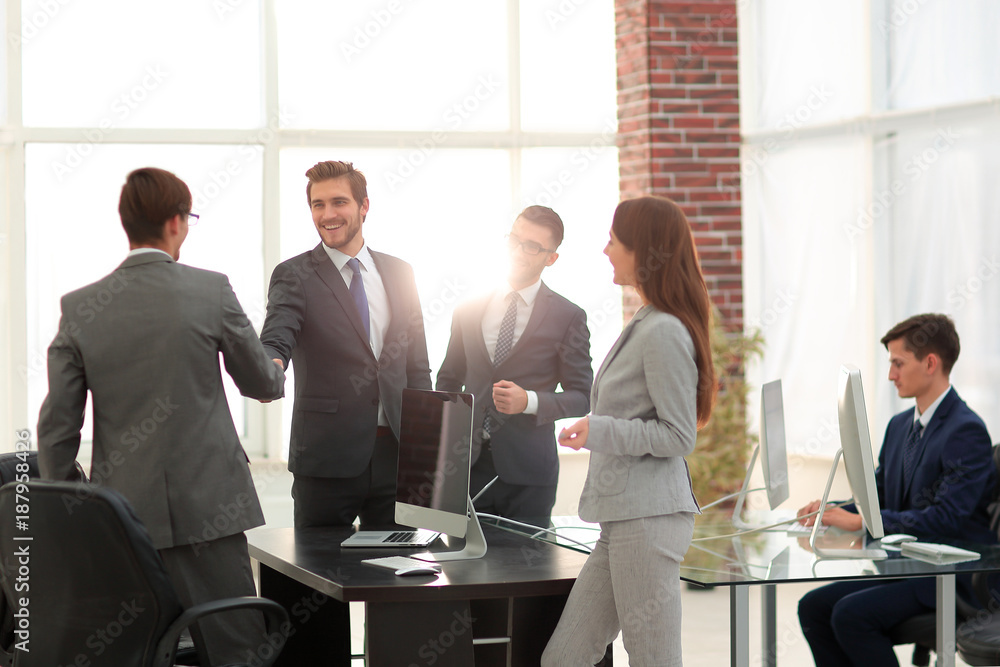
xmin=311 ymin=244 xmax=371 ymax=351
xmin=901 ymin=388 xmax=957 ymax=501
xmin=594 ymin=306 xmax=649 ymax=391
xmin=468 ymin=295 xmax=493 ymax=366
xmin=497 ymin=283 xmax=553 ymax=368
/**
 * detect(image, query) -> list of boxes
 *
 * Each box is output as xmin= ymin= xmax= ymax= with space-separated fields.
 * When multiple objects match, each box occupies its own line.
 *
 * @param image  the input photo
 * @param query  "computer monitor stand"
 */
xmin=809 ymin=448 xmax=887 ymax=560
xmin=731 ymin=444 xmax=765 ymax=530
xmin=415 ymin=498 xmax=488 ymax=563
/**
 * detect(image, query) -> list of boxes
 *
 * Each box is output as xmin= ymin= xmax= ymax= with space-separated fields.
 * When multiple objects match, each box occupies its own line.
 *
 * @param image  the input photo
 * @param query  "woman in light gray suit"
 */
xmin=541 ymin=196 xmax=716 ymax=666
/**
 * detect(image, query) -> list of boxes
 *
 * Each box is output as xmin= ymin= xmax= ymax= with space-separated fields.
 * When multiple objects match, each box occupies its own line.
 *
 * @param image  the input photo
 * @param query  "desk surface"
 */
xmin=680 ymin=511 xmax=1000 ymax=587
xmin=480 ymin=512 xmax=1000 ymax=588
xmin=247 ymin=523 xmax=592 ymax=603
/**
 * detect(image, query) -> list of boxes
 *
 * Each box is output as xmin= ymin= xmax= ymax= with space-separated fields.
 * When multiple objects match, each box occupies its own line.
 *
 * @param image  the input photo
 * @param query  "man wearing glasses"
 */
xmin=437 ymin=205 xmax=593 ymax=526
xmin=38 ymin=167 xmax=285 ymax=665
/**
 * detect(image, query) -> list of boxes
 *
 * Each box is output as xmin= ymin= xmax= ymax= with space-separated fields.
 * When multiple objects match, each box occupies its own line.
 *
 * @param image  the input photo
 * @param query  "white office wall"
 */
xmin=742 ymin=0 xmax=1000 ymax=458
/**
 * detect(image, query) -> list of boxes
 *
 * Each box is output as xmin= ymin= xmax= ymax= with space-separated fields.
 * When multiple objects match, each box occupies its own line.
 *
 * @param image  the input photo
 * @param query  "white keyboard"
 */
xmin=900 ymin=542 xmax=981 ymax=563
xmin=361 ymin=555 xmax=441 ymax=572
xmin=786 ymin=522 xmax=826 ymax=536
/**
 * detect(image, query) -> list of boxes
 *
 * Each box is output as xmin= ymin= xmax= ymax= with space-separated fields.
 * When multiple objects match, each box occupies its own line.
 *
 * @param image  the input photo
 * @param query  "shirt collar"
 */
xmin=323 ymin=243 xmax=373 ymax=273
xmin=128 ymin=248 xmax=173 ymax=259
xmin=503 ymin=278 xmax=543 ymax=307
xmin=915 ymin=385 xmax=952 ymax=428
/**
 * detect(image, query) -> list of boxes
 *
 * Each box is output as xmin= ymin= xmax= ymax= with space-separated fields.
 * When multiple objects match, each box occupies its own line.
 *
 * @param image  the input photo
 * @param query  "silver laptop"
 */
xmin=341 ymin=527 xmax=440 ymax=548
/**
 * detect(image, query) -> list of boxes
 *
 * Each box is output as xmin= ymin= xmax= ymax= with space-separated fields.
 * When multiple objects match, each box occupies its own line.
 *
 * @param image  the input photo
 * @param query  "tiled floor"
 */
xmin=249 ymin=456 xmax=970 ymax=666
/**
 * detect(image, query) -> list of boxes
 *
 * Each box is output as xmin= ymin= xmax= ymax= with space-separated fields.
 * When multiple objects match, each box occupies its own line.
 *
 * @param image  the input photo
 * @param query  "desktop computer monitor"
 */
xmin=760 ymin=379 xmax=790 ymax=510
xmin=394 ymin=388 xmax=487 ymax=561
xmin=731 ymin=379 xmax=789 ymax=528
xmin=836 ymin=364 xmax=884 ymax=539
xmin=809 ymin=364 xmax=885 ymax=558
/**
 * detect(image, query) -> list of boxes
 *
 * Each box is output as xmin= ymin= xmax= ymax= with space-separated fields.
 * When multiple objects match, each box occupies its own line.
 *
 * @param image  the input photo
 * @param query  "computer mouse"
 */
xmin=880 ymin=534 xmax=917 ymax=545
xmin=394 ymin=565 xmax=441 ymax=577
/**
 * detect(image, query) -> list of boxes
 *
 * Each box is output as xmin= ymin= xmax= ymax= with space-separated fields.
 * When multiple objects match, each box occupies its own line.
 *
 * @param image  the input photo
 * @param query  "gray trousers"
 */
xmin=159 ymin=531 xmax=265 ymax=666
xmin=542 ymin=513 xmax=695 ymax=667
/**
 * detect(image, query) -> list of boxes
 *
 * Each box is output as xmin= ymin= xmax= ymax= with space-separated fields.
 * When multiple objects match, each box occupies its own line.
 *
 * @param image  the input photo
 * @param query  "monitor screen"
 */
xmin=394 ymin=388 xmax=475 ymax=538
xmin=760 ymin=379 xmax=790 ymax=510
xmin=838 ymin=364 xmax=884 ymax=539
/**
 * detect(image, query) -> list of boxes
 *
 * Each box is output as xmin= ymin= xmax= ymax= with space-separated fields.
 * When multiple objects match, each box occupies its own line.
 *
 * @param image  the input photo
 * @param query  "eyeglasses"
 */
xmin=505 ymin=233 xmax=554 ymax=256
xmin=186 ymin=213 xmax=200 ymax=226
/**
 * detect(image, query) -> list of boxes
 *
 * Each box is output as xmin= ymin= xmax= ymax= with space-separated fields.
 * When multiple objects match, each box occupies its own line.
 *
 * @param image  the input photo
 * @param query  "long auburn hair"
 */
xmin=612 ymin=196 xmax=717 ymax=427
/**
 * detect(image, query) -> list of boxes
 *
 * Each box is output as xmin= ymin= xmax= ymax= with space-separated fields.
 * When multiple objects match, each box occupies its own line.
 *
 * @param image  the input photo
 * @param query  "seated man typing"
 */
xmin=795 ymin=313 xmax=996 ymax=667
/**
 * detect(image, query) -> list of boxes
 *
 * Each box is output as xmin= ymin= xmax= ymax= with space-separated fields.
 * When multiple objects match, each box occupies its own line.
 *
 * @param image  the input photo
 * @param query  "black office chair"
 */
xmin=0 ymin=451 xmax=87 ymax=667
xmin=0 ymin=480 xmax=288 ymax=667
xmin=890 ymin=444 xmax=1000 ymax=666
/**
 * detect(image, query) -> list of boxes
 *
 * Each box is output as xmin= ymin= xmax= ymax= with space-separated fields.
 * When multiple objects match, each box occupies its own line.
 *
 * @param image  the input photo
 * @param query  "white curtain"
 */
xmin=743 ymin=0 xmax=1000 ymax=459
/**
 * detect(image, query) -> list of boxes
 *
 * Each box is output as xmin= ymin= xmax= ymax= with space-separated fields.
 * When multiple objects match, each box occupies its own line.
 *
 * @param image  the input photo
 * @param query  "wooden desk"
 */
xmin=248 ymin=524 xmax=594 ymax=666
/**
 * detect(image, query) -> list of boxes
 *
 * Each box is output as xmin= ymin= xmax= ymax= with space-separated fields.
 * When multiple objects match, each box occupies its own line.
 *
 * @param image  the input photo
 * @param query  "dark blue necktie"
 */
xmin=902 ymin=420 xmax=925 ymax=486
xmin=347 ymin=258 xmax=370 ymax=341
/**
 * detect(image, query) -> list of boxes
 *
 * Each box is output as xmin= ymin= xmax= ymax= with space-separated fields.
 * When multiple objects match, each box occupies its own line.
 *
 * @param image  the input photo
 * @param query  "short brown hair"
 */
xmin=612 ymin=195 xmax=716 ymax=427
xmin=880 ymin=313 xmax=961 ymax=375
xmin=118 ymin=167 xmax=192 ymax=245
xmin=305 ymin=161 xmax=368 ymax=206
xmin=518 ymin=205 xmax=564 ymax=248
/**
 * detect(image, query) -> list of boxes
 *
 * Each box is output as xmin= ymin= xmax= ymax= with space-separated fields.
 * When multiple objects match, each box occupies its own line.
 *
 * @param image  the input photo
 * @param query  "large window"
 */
xmin=2 ymin=0 xmax=620 ymax=460
xmin=740 ymin=0 xmax=1000 ymax=458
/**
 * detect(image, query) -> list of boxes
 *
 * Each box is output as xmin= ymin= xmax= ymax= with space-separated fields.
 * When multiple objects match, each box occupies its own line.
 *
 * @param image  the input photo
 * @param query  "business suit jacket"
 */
xmin=578 ymin=306 xmax=701 ymax=523
xmin=37 ymin=252 xmax=284 ymax=550
xmin=260 ymin=244 xmax=432 ymax=478
xmin=436 ymin=283 xmax=592 ymax=486
xmin=874 ymin=387 xmax=995 ymax=542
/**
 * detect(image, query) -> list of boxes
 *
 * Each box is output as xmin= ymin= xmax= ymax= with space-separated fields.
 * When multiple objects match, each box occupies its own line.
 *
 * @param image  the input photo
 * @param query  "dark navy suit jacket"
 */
xmin=261 ymin=245 xmax=432 ymax=478
xmin=875 ymin=387 xmax=995 ymax=542
xmin=436 ymin=283 xmax=593 ymax=487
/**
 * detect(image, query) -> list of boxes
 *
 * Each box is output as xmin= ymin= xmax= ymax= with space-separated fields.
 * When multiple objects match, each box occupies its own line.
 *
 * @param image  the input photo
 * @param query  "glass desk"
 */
xmin=484 ymin=511 xmax=1000 ymax=667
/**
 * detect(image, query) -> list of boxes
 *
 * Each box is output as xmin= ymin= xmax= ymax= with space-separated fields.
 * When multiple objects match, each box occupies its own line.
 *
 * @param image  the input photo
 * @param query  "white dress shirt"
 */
xmin=322 ymin=243 xmax=391 ymax=425
xmin=481 ymin=279 xmax=543 ymax=415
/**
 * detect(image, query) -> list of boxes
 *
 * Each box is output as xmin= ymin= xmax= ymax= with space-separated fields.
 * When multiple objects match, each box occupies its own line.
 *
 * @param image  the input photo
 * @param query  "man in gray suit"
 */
xmin=437 ymin=205 xmax=592 ymax=525
xmin=38 ymin=167 xmax=285 ymax=665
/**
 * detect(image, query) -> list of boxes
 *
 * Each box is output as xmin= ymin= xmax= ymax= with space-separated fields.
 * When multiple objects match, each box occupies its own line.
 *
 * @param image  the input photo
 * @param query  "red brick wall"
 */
xmin=615 ymin=0 xmax=742 ymax=327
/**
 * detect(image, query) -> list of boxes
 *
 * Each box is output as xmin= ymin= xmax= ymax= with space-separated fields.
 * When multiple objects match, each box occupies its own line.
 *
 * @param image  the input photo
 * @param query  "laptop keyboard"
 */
xmin=385 ymin=531 xmax=419 ymax=543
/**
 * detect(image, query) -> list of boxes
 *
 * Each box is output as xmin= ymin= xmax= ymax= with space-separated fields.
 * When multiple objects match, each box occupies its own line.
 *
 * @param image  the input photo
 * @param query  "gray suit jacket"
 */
xmin=579 ymin=306 xmax=701 ymax=522
xmin=260 ymin=245 xmax=432 ymax=477
xmin=38 ymin=252 xmax=284 ymax=550
xmin=436 ymin=283 xmax=592 ymax=486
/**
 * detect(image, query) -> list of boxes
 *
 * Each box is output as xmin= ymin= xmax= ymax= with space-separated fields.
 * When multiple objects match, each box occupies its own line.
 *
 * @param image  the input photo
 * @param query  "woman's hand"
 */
xmin=558 ymin=416 xmax=589 ymax=451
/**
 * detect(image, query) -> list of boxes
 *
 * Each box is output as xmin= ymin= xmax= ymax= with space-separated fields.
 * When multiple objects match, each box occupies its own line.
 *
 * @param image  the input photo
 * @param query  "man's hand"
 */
xmin=558 ymin=416 xmax=589 ymax=451
xmin=259 ymin=358 xmax=285 ymax=403
xmin=493 ymin=380 xmax=528 ymax=414
xmin=797 ymin=499 xmax=863 ymax=532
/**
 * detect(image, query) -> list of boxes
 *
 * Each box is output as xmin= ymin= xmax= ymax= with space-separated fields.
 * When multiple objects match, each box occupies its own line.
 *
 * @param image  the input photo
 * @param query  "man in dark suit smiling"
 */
xmin=437 ymin=206 xmax=593 ymax=526
xmin=260 ymin=160 xmax=432 ymax=529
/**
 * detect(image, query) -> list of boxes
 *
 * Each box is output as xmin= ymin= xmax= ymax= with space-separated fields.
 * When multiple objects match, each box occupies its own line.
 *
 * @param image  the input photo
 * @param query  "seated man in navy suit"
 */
xmin=795 ymin=313 xmax=996 ymax=667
